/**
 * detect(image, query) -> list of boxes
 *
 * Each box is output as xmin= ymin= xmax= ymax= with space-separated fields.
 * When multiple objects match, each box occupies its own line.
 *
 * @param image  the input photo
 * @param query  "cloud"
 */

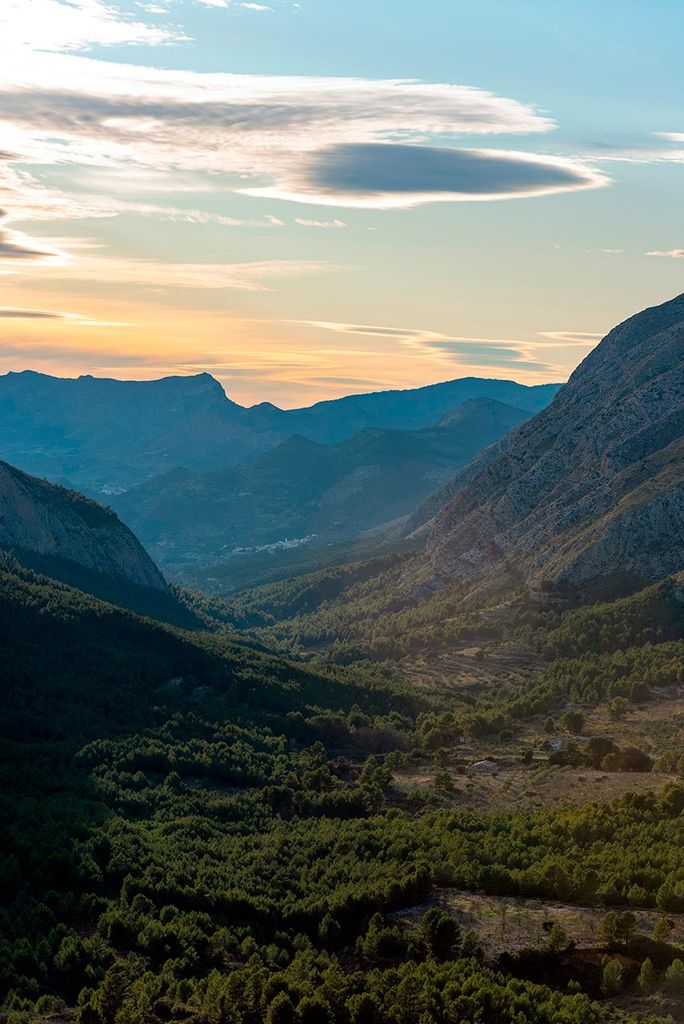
xmin=295 ymin=218 xmax=347 ymax=229
xmin=246 ymin=143 xmax=608 ymax=208
xmin=0 ymin=0 xmax=184 ymax=52
xmin=0 ymin=210 xmax=65 ymax=264
xmin=0 ymin=305 xmax=132 ymax=324
xmin=0 ymin=307 xmax=65 ymax=320
xmin=406 ymin=337 xmax=557 ymax=372
xmin=28 ymin=254 xmax=332 ymax=291
xmin=0 ymin=54 xmax=569 ymax=214
xmin=50 ymin=196 xmax=286 ymax=227
xmin=0 ymin=155 xmax=289 ymax=228
xmin=587 ymin=132 xmax=684 ymax=167
xmin=0 ymin=40 xmax=611 ymax=217
xmin=654 ymin=132 xmax=684 ymax=144
xmin=645 ymin=248 xmax=684 ymax=259
xmin=307 ymin=375 xmax=388 ymax=387
xmin=0 ymin=229 xmax=56 ymax=261
xmin=295 ymin=321 xmax=416 ymax=339
xmin=537 ymin=330 xmax=603 ymax=345
xmin=294 ymin=320 xmax=566 ymax=373
xmin=0 ymin=163 xmax=329 ymax=287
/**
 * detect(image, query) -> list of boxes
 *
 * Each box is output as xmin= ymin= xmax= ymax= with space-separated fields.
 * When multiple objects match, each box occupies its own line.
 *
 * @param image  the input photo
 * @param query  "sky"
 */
xmin=0 ymin=0 xmax=682 ymax=407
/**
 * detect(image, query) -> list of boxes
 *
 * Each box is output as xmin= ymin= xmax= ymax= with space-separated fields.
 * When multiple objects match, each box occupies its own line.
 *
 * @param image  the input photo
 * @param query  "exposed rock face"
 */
xmin=0 ymin=460 xmax=168 ymax=591
xmin=414 ymin=293 xmax=684 ymax=597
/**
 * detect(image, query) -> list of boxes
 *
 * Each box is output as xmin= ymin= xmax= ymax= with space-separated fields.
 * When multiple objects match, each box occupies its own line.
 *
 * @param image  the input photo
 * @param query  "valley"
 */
xmin=1 ymin=295 xmax=684 ymax=1024
xmin=111 ymin=398 xmax=532 ymax=582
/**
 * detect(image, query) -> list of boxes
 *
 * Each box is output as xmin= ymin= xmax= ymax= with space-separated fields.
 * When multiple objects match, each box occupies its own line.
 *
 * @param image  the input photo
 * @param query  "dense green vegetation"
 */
xmin=205 ymin=561 xmax=684 ymax=671
xmin=3 ymin=556 xmax=684 ymax=1024
xmin=203 ymin=554 xmax=493 ymax=662
xmin=534 ymin=581 xmax=684 ymax=658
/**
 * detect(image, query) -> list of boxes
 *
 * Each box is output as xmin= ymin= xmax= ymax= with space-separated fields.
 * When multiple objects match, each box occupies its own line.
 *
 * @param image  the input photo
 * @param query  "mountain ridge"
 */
xmin=112 ymin=396 xmax=532 ymax=581
xmin=410 ymin=293 xmax=684 ymax=600
xmin=0 ymin=368 xmax=561 ymax=493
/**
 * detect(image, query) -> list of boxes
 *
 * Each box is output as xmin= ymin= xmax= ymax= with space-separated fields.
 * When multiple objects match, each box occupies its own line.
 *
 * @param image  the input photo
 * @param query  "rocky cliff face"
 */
xmin=0 ymin=460 xmax=168 ymax=592
xmin=413 ymin=293 xmax=684 ymax=598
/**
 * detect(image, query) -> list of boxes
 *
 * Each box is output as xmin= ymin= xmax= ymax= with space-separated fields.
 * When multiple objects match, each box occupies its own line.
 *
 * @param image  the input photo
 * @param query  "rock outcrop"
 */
xmin=0 ymin=460 xmax=167 ymax=592
xmin=412 ymin=293 xmax=684 ymax=598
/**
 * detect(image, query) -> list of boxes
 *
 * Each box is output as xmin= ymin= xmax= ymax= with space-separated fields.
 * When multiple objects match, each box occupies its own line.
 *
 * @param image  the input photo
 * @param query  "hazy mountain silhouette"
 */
xmin=0 ymin=369 xmax=560 ymax=494
xmin=113 ymin=397 xmax=531 ymax=577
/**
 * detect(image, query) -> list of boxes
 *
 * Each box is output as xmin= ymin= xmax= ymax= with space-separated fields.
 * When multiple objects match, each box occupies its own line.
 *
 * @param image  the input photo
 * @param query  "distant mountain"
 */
xmin=0 ymin=369 xmax=561 ymax=494
xmin=0 ymin=456 xmax=168 ymax=598
xmin=286 ymin=377 xmax=561 ymax=443
xmin=409 ymin=294 xmax=684 ymax=601
xmin=113 ymin=397 xmax=532 ymax=578
xmin=0 ymin=370 xmax=285 ymax=492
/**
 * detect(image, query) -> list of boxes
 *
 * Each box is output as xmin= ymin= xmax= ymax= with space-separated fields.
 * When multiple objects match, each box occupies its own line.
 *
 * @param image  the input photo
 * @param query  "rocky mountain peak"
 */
xmin=413 ymin=294 xmax=684 ymax=599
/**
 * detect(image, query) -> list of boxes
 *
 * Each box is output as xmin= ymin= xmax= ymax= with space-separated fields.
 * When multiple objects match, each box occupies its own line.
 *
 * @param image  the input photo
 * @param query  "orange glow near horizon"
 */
xmin=0 ymin=292 xmax=594 ymax=406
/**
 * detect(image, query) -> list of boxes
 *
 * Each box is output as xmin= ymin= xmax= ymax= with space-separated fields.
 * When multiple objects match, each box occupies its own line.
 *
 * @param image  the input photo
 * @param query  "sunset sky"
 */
xmin=0 ymin=0 xmax=683 ymax=407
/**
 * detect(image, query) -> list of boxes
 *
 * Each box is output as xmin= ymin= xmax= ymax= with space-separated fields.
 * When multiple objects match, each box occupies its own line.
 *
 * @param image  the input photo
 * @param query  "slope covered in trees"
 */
xmin=3 ymin=555 xmax=684 ymax=1023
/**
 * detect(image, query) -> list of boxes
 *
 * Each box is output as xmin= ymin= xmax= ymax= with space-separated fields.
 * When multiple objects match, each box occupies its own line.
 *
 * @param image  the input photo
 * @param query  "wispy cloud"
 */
xmin=295 ymin=217 xmax=347 ymax=229
xmin=0 ymin=305 xmax=133 ymax=324
xmin=0 ymin=0 xmax=185 ymax=52
xmin=0 ymin=50 xmax=599 ymax=214
xmin=22 ymin=254 xmax=332 ymax=291
xmin=293 ymin=320 xmax=578 ymax=373
xmin=654 ymin=132 xmax=684 ymax=144
xmin=587 ymin=131 xmax=684 ymax=167
xmin=0 ymin=210 xmax=65 ymax=265
xmin=0 ymin=154 xmax=288 ymax=229
xmin=645 ymin=248 xmax=684 ymax=259
xmin=537 ymin=330 xmax=603 ymax=345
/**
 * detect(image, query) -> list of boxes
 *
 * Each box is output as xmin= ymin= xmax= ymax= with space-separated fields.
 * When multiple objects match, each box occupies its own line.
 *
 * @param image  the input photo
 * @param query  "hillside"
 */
xmin=0 ymin=459 xmax=167 ymax=591
xmin=408 ymin=294 xmax=684 ymax=600
xmin=114 ymin=397 xmax=530 ymax=579
xmin=4 ymin=540 xmax=684 ymax=1024
xmin=0 ymin=369 xmax=560 ymax=494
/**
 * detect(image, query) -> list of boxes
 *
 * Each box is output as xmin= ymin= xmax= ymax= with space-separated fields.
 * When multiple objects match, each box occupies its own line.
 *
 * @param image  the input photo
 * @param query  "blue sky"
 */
xmin=0 ymin=0 xmax=681 ymax=405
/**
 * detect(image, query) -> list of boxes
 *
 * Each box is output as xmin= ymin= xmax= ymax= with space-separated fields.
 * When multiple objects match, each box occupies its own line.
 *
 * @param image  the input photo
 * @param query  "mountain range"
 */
xmin=0 ymin=369 xmax=560 ymax=494
xmin=205 ymin=293 xmax=684 ymax=656
xmin=0 ymin=293 xmax=682 ymax=618
xmin=112 ymin=397 xmax=531 ymax=577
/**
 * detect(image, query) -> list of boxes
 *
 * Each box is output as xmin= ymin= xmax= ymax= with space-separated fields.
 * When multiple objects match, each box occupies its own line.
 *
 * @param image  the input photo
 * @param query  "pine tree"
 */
xmin=664 ymin=958 xmax=684 ymax=995
xmin=601 ymin=958 xmax=623 ymax=996
xmin=638 ymin=958 xmax=658 ymax=995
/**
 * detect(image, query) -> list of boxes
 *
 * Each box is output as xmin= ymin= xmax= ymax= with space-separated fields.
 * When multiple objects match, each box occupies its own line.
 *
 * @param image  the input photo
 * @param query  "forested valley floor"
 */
xmin=3 ymin=553 xmax=684 ymax=1024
